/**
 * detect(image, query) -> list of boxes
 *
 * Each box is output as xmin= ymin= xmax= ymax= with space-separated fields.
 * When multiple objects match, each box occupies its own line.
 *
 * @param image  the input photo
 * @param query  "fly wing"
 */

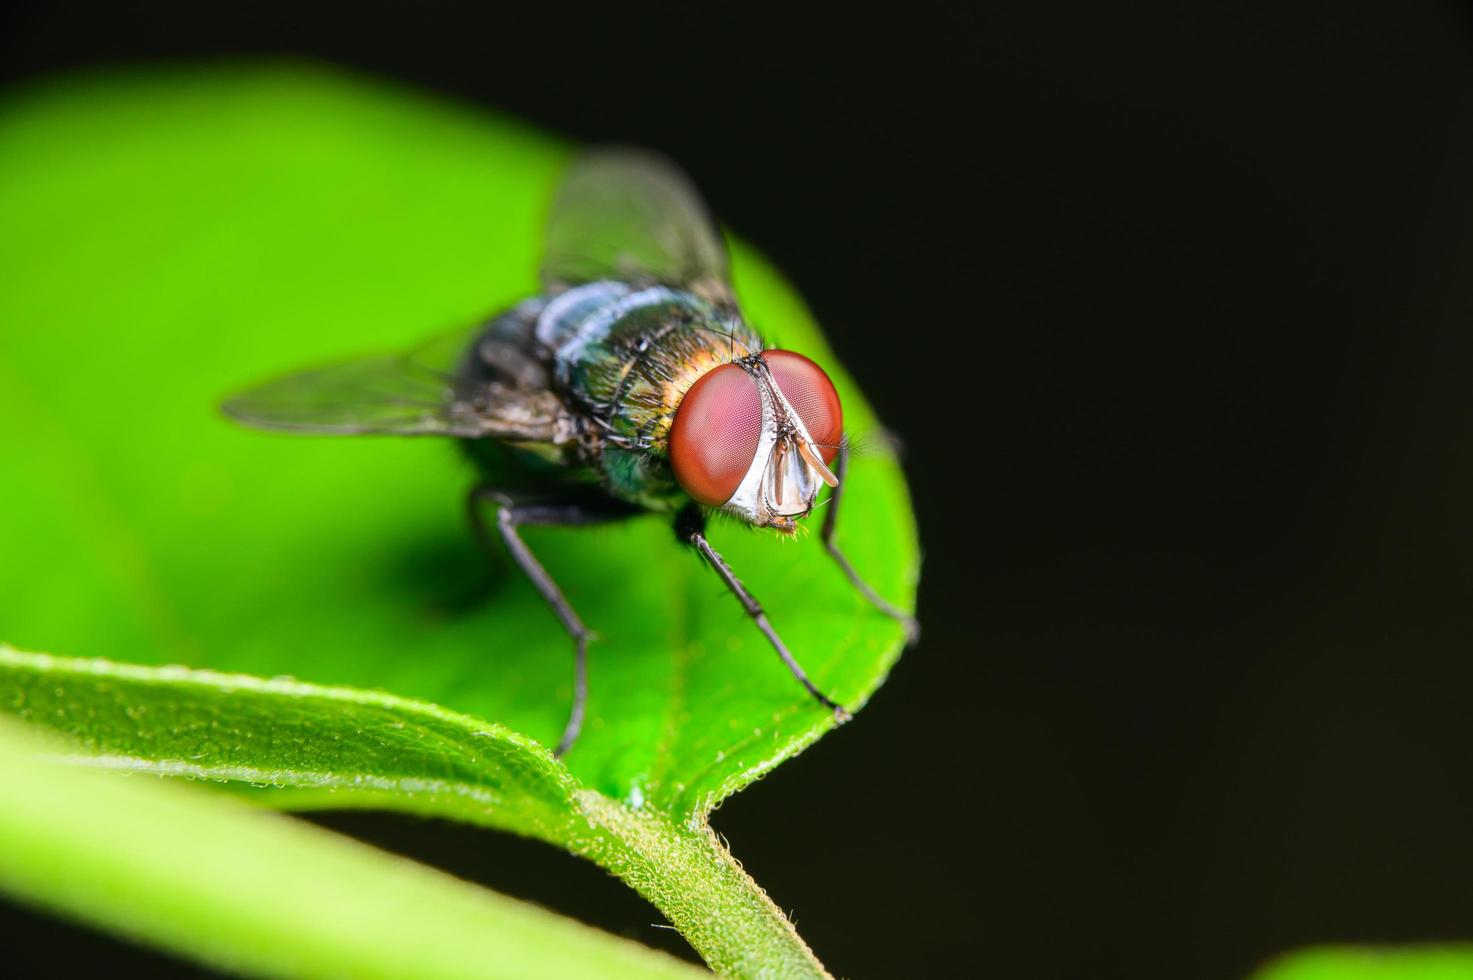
xmin=222 ymin=322 xmax=572 ymax=442
xmin=540 ymin=148 xmax=734 ymax=305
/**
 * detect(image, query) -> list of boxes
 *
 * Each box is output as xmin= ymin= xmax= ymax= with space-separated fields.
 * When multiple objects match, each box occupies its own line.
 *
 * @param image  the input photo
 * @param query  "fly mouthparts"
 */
xmin=772 ymin=436 xmax=787 ymax=503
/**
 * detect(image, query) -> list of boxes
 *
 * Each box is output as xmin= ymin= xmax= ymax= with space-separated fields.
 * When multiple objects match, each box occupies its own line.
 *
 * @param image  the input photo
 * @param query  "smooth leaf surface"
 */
xmin=0 ymin=714 xmax=704 ymax=980
xmin=0 ymin=63 xmax=918 ymax=817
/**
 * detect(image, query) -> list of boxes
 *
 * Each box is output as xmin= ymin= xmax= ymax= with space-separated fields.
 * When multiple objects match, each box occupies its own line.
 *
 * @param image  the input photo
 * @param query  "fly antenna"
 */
xmin=797 ymin=439 xmax=839 ymax=487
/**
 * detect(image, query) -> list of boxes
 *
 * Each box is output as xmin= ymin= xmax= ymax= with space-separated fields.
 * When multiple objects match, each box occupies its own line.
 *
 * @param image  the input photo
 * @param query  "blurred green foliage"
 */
xmin=1252 ymin=946 xmax=1473 ymax=980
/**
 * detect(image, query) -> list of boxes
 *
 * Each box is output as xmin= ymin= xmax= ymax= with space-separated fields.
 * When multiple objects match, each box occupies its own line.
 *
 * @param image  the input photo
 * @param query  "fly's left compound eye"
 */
xmin=669 ymin=363 xmax=764 ymax=505
xmin=762 ymin=350 xmax=843 ymax=463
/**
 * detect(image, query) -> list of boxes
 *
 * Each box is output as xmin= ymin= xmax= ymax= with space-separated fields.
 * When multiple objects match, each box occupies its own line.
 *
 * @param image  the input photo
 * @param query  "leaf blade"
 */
xmin=0 ymin=647 xmax=829 ymax=978
xmin=0 ymin=646 xmax=577 ymax=837
xmin=0 ymin=714 xmax=704 ymax=980
xmin=0 ymin=60 xmax=918 ymax=817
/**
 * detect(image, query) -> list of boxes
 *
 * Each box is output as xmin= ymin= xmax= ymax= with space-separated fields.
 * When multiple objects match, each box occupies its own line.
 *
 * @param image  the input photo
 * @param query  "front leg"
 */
xmin=467 ymin=485 xmax=638 ymax=757
xmin=676 ymin=504 xmax=850 ymax=722
xmin=821 ymin=441 xmax=921 ymax=643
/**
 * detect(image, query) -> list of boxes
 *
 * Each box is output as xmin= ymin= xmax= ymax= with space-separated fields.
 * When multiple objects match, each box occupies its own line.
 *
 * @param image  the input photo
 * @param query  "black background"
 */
xmin=5 ymin=3 xmax=1473 ymax=978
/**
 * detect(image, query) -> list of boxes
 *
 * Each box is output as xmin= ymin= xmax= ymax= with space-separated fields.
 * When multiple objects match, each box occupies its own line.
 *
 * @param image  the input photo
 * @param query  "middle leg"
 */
xmin=820 ymin=440 xmax=920 ymax=643
xmin=467 ymin=486 xmax=637 ymax=756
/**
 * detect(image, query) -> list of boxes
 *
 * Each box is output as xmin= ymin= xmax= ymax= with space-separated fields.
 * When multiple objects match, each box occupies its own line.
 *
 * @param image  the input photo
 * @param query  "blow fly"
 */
xmin=224 ymin=149 xmax=915 ymax=755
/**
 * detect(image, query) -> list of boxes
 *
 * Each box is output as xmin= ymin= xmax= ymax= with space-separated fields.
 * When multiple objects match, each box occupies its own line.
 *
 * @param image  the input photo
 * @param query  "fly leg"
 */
xmin=467 ymin=485 xmax=637 ymax=757
xmin=676 ymin=504 xmax=851 ymax=723
xmin=821 ymin=441 xmax=921 ymax=644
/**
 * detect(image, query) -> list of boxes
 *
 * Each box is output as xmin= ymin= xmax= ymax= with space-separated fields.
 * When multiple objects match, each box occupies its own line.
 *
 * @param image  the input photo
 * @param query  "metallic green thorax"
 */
xmin=526 ymin=280 xmax=763 ymax=509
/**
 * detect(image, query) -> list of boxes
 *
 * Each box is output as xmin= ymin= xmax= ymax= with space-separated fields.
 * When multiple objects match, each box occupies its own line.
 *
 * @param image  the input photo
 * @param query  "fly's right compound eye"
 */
xmin=669 ymin=363 xmax=763 ymax=505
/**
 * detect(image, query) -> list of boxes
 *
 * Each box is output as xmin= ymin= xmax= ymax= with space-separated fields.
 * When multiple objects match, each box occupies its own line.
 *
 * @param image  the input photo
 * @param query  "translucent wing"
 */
xmin=540 ymin=147 xmax=733 ymax=303
xmin=222 ymin=316 xmax=572 ymax=442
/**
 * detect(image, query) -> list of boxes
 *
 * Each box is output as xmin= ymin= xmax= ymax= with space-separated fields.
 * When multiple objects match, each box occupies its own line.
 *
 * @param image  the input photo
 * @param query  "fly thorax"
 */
xmin=538 ymin=281 xmax=735 ymax=435
xmin=534 ymin=280 xmax=635 ymax=354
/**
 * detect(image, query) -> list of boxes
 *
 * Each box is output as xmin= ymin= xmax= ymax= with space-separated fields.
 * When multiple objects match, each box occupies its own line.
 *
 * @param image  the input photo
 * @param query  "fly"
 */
xmin=223 ymin=148 xmax=916 ymax=755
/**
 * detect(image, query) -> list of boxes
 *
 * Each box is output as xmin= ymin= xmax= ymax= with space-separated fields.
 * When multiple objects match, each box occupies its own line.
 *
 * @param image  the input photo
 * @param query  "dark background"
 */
xmin=5 ymin=3 xmax=1473 ymax=978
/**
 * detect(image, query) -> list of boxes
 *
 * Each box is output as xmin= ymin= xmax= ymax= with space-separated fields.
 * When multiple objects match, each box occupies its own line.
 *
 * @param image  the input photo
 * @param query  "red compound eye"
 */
xmin=670 ymin=363 xmax=763 ymax=505
xmin=763 ymin=350 xmax=843 ymax=464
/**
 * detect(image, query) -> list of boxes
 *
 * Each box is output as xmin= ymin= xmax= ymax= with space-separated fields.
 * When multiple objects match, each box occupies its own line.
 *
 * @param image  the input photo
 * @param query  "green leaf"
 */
xmin=0 ymin=647 xmax=579 ymax=837
xmin=0 ymin=714 xmax=703 ymax=980
xmin=1249 ymin=946 xmax=1473 ymax=980
xmin=0 ymin=62 xmax=918 ymax=977
xmin=0 ymin=61 xmax=918 ymax=816
xmin=0 ymin=646 xmax=825 ymax=977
